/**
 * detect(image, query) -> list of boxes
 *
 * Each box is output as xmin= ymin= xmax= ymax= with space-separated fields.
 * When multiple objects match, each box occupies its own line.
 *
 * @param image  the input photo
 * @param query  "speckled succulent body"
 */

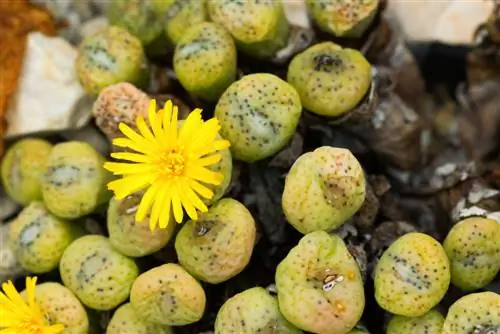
xmin=174 ymin=22 xmax=237 ymax=101
xmin=374 ymin=232 xmax=450 ymax=317
xmin=75 ymin=26 xmax=149 ymax=95
xmin=107 ymin=194 xmax=176 ymax=257
xmin=276 ymin=231 xmax=365 ymax=334
xmin=41 ymin=141 xmax=113 ymax=219
xmin=59 ymin=235 xmax=139 ymax=311
xmin=287 ymin=42 xmax=372 ymax=117
xmin=443 ymin=217 xmax=500 ymax=291
xmin=206 ymin=136 xmax=233 ymax=204
xmin=130 ymin=263 xmax=206 ymax=326
xmin=107 ymin=303 xmax=173 ymax=334
xmin=386 ymin=309 xmax=444 ymax=334
xmin=22 ymin=282 xmax=89 ymax=334
xmin=215 ymin=73 xmax=302 ymax=162
xmin=282 ymin=146 xmax=366 ymax=234
xmin=306 ymin=0 xmax=379 ymax=38
xmin=441 ymin=292 xmax=500 ymax=334
xmin=175 ymin=198 xmax=256 ymax=284
xmin=1 ymin=138 xmax=52 ymax=205
xmin=214 ymin=287 xmax=302 ymax=334
xmin=347 ymin=325 xmax=370 ymax=334
xmin=9 ymin=202 xmax=83 ymax=274
xmin=207 ymin=0 xmax=290 ymax=59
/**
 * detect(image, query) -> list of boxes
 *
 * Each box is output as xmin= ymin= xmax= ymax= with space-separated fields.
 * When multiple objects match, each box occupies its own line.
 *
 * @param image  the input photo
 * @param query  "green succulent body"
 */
xmin=206 ymin=135 xmax=233 ymax=204
xmin=75 ymin=26 xmax=149 ymax=95
xmin=282 ymin=146 xmax=366 ymax=234
xmin=9 ymin=201 xmax=84 ymax=274
xmin=41 ymin=141 xmax=113 ymax=219
xmin=107 ymin=303 xmax=173 ymax=334
xmin=130 ymin=263 xmax=206 ymax=326
xmin=276 ymin=231 xmax=365 ymax=334
xmin=374 ymin=232 xmax=450 ymax=317
xmin=215 ymin=73 xmax=302 ymax=162
xmin=175 ymin=198 xmax=256 ymax=284
xmin=207 ymin=0 xmax=290 ymax=59
xmin=1 ymin=138 xmax=52 ymax=205
xmin=386 ymin=309 xmax=444 ymax=334
xmin=306 ymin=0 xmax=379 ymax=38
xmin=215 ymin=287 xmax=302 ymax=334
xmin=174 ymin=22 xmax=237 ymax=101
xmin=59 ymin=235 xmax=139 ymax=311
xmin=443 ymin=217 xmax=500 ymax=291
xmin=287 ymin=42 xmax=371 ymax=117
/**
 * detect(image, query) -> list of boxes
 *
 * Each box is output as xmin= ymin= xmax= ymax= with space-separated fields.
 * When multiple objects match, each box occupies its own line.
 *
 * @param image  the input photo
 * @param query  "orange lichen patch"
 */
xmin=0 ymin=1 xmax=57 ymax=157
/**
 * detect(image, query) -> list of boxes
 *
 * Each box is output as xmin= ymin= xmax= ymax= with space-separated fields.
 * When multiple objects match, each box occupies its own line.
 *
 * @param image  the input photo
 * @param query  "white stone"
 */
xmin=5 ymin=32 xmax=93 ymax=138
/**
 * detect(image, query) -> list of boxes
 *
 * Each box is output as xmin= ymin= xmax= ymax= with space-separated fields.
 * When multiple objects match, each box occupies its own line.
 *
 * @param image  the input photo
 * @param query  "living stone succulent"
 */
xmin=107 ymin=303 xmax=173 ymax=334
xmin=130 ymin=263 xmax=206 ymax=326
xmin=75 ymin=26 xmax=149 ymax=95
xmin=175 ymin=198 xmax=256 ymax=284
xmin=8 ymin=201 xmax=84 ymax=274
xmin=41 ymin=141 xmax=113 ymax=219
xmin=441 ymin=292 xmax=500 ymax=334
xmin=1 ymin=138 xmax=52 ymax=205
xmin=214 ymin=287 xmax=302 ymax=334
xmin=59 ymin=235 xmax=139 ymax=311
xmin=107 ymin=194 xmax=176 ymax=257
xmin=386 ymin=309 xmax=444 ymax=334
xmin=282 ymin=146 xmax=366 ymax=234
xmin=206 ymin=134 xmax=233 ymax=205
xmin=374 ymin=232 xmax=450 ymax=317
xmin=207 ymin=0 xmax=290 ymax=59
xmin=287 ymin=42 xmax=372 ymax=117
xmin=443 ymin=216 xmax=500 ymax=291
xmin=306 ymin=0 xmax=379 ymax=38
xmin=21 ymin=282 xmax=90 ymax=334
xmin=173 ymin=22 xmax=237 ymax=102
xmin=347 ymin=325 xmax=370 ymax=334
xmin=214 ymin=73 xmax=302 ymax=162
xmin=275 ymin=231 xmax=365 ymax=334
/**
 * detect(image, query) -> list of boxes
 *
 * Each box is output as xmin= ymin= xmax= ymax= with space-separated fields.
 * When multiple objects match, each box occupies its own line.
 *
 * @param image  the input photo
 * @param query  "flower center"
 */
xmin=159 ymin=148 xmax=185 ymax=177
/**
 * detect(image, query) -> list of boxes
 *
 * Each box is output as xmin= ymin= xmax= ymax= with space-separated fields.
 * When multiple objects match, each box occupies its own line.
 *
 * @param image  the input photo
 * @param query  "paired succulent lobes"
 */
xmin=282 ymin=146 xmax=366 ymax=234
xmin=276 ymin=231 xmax=365 ymax=334
xmin=107 ymin=303 xmax=173 ymax=334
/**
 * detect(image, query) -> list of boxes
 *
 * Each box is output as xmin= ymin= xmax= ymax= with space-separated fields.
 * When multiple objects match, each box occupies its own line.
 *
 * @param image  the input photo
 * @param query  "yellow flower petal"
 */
xmin=171 ymin=183 xmax=184 ymax=223
xmin=107 ymin=174 xmax=152 ymax=199
xmin=185 ymin=166 xmax=223 ymax=185
xmin=195 ymin=153 xmax=222 ymax=167
xmin=136 ymin=116 xmax=155 ymax=142
xmin=189 ymin=179 xmax=214 ymax=199
xmin=158 ymin=191 xmax=173 ymax=230
xmin=110 ymin=152 xmax=151 ymax=163
xmin=112 ymin=138 xmax=154 ymax=155
xmin=135 ymin=183 xmax=160 ymax=222
xmin=104 ymin=162 xmax=154 ymax=175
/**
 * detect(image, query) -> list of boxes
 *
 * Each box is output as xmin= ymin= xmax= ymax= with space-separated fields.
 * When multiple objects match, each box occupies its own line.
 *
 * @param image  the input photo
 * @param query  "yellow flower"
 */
xmin=0 ymin=277 xmax=64 ymax=334
xmin=104 ymin=99 xmax=230 ymax=230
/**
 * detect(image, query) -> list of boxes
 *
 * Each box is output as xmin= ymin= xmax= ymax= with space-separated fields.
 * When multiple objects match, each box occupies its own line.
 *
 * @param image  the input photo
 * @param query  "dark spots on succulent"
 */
xmin=107 ymin=303 xmax=173 ymax=334
xmin=313 ymin=53 xmax=344 ymax=71
xmin=387 ymin=309 xmax=444 ymax=334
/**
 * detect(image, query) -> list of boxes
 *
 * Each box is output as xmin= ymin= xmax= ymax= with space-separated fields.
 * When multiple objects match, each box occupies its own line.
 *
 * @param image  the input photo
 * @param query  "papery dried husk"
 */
xmin=271 ymin=25 xmax=315 ymax=65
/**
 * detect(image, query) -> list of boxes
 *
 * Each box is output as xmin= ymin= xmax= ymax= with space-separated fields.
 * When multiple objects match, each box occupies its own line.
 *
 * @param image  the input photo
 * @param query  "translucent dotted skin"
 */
xmin=175 ymin=198 xmax=256 ymax=284
xmin=275 ymin=231 xmax=365 ymax=334
xmin=214 ymin=287 xmax=302 ymax=334
xmin=59 ymin=235 xmax=139 ymax=311
xmin=386 ymin=309 xmax=445 ymax=334
xmin=374 ymin=232 xmax=451 ymax=317
xmin=441 ymin=292 xmax=500 ymax=334
xmin=107 ymin=303 xmax=173 ymax=334
xmin=282 ymin=146 xmax=366 ymax=234
xmin=130 ymin=263 xmax=206 ymax=326
xmin=287 ymin=42 xmax=372 ymax=117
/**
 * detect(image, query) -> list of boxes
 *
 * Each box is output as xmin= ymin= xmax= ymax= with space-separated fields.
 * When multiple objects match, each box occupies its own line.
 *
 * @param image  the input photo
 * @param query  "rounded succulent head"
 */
xmin=1 ymin=138 xmax=52 ymax=205
xmin=214 ymin=287 xmax=302 ymax=334
xmin=275 ymin=231 xmax=365 ymax=334
xmin=174 ymin=22 xmax=237 ymax=102
xmin=306 ymin=0 xmax=379 ymax=38
xmin=107 ymin=194 xmax=176 ymax=258
xmin=441 ymin=292 xmax=500 ymax=334
xmin=41 ymin=141 xmax=113 ymax=219
xmin=282 ymin=146 xmax=366 ymax=234
xmin=130 ymin=263 xmax=206 ymax=326
xmin=348 ymin=324 xmax=371 ymax=334
xmin=207 ymin=0 xmax=290 ymax=59
xmin=107 ymin=303 xmax=173 ymax=334
xmin=175 ymin=198 xmax=256 ymax=284
xmin=443 ymin=217 xmax=500 ymax=292
xmin=386 ymin=309 xmax=444 ymax=334
xmin=8 ymin=201 xmax=84 ymax=274
xmin=374 ymin=232 xmax=450 ymax=317
xmin=21 ymin=282 xmax=89 ymax=334
xmin=287 ymin=42 xmax=372 ymax=117
xmin=59 ymin=235 xmax=139 ymax=311
xmin=215 ymin=73 xmax=302 ymax=162
xmin=75 ymin=26 xmax=149 ymax=95
xmin=205 ymin=134 xmax=233 ymax=205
